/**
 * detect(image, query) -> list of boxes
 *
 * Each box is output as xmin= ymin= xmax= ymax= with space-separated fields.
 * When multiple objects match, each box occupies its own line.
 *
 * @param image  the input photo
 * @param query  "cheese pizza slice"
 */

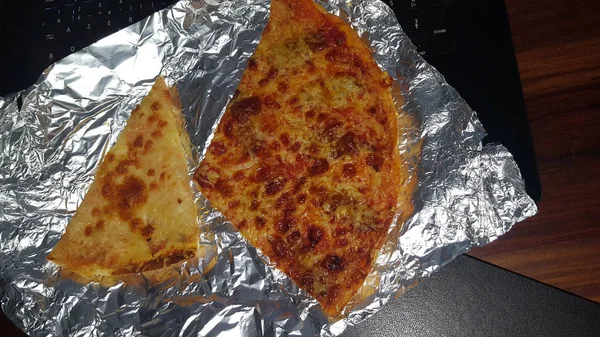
xmin=48 ymin=77 xmax=198 ymax=278
xmin=194 ymin=0 xmax=415 ymax=316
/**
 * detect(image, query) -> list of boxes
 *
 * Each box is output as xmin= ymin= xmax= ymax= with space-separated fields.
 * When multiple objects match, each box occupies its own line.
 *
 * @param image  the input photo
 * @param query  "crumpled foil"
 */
xmin=0 ymin=0 xmax=538 ymax=336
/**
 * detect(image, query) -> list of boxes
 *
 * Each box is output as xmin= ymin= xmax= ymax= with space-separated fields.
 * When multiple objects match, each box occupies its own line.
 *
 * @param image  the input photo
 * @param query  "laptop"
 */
xmin=0 ymin=0 xmax=541 ymax=201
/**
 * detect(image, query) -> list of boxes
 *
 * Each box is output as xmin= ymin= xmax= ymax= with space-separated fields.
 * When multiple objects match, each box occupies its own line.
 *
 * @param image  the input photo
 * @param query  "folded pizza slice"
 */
xmin=195 ymin=0 xmax=414 ymax=316
xmin=48 ymin=77 xmax=198 ymax=278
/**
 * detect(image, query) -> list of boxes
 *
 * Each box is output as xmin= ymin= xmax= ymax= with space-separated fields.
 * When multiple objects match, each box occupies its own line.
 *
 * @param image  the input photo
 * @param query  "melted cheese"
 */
xmin=48 ymin=77 xmax=198 ymax=278
xmin=195 ymin=0 xmax=414 ymax=316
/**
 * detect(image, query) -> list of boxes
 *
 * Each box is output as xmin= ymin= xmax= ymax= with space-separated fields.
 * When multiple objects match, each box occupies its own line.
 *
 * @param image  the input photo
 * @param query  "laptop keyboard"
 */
xmin=38 ymin=0 xmax=178 ymax=64
xmin=35 ymin=0 xmax=449 ymax=66
xmin=383 ymin=0 xmax=451 ymax=59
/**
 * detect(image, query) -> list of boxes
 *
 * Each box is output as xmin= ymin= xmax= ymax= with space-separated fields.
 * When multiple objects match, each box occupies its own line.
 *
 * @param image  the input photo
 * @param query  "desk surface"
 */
xmin=2 ymin=0 xmax=600 ymax=335
xmin=468 ymin=0 xmax=600 ymax=302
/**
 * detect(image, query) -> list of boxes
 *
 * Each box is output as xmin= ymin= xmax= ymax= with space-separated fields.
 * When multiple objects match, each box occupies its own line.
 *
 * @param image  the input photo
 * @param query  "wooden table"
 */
xmin=468 ymin=0 xmax=600 ymax=302
xmin=2 ymin=0 xmax=599 ymax=335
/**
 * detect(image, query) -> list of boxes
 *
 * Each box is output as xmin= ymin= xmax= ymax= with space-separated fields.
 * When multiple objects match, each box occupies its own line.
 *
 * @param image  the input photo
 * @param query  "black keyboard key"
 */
xmin=400 ymin=0 xmax=425 ymax=11
xmin=44 ymin=0 xmax=59 ymax=8
xmin=407 ymin=31 xmax=431 ymax=57
xmin=44 ymin=33 xmax=56 ymax=42
xmin=427 ymin=7 xmax=451 ymax=55
xmin=425 ymin=0 xmax=444 ymax=6
xmin=431 ymin=30 xmax=450 ymax=55
xmin=398 ymin=12 xmax=428 ymax=32
xmin=427 ymin=7 xmax=448 ymax=32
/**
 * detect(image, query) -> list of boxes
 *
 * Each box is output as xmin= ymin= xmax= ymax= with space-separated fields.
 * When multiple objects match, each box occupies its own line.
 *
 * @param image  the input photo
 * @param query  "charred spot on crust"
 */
xmin=233 ymin=171 xmax=245 ymax=181
xmin=255 ymin=216 xmax=266 ymax=229
xmin=323 ymin=119 xmax=343 ymax=142
xmin=223 ymin=118 xmax=235 ymax=139
xmin=336 ymin=238 xmax=348 ymax=247
xmin=308 ymin=158 xmax=329 ymax=176
xmin=133 ymin=135 xmax=144 ymax=148
xmin=325 ymin=48 xmax=353 ymax=64
xmin=231 ymin=96 xmax=262 ymax=124
xmin=84 ymin=225 xmax=93 ymax=237
xmin=287 ymin=230 xmax=302 ymax=245
xmin=309 ymin=225 xmax=324 ymax=246
xmin=290 ymin=142 xmax=301 ymax=152
xmin=342 ymin=163 xmax=356 ymax=178
xmin=255 ymin=166 xmax=275 ymax=182
xmin=116 ymin=159 xmax=139 ymax=174
xmin=148 ymin=114 xmax=159 ymax=123
xmin=365 ymin=153 xmax=384 ymax=172
xmin=228 ymin=200 xmax=240 ymax=209
xmin=264 ymin=94 xmax=281 ymax=109
xmin=335 ymin=132 xmax=358 ymax=158
xmin=265 ymin=179 xmax=286 ymax=195
xmin=248 ymin=58 xmax=258 ymax=71
xmin=310 ymin=185 xmax=329 ymax=206
xmin=91 ymin=207 xmax=102 ymax=217
xmin=210 ymin=141 xmax=228 ymax=156
xmin=305 ymin=30 xmax=327 ymax=52
xmin=141 ymin=224 xmax=155 ymax=237
xmin=267 ymin=67 xmax=279 ymax=79
xmin=214 ymin=178 xmax=233 ymax=197
xmin=105 ymin=153 xmax=115 ymax=162
xmin=268 ymin=236 xmax=289 ymax=258
xmin=177 ymin=198 xmax=183 ymax=204
xmin=151 ymin=101 xmax=161 ymax=112
xmin=301 ymin=273 xmax=315 ymax=291
xmin=144 ymin=140 xmax=153 ymax=153
xmin=326 ymin=284 xmax=342 ymax=305
xmin=129 ymin=218 xmax=142 ymax=232
xmin=277 ymin=82 xmax=289 ymax=93
xmin=275 ymin=216 xmax=294 ymax=233
xmin=95 ymin=220 xmax=104 ymax=229
xmin=157 ymin=120 xmax=168 ymax=128
xmin=305 ymin=28 xmax=346 ymax=53
xmin=101 ymin=175 xmax=148 ymax=220
xmin=293 ymin=177 xmax=307 ymax=193
xmin=151 ymin=130 xmax=162 ymax=138
xmin=275 ymin=192 xmax=294 ymax=210
xmin=279 ymin=133 xmax=291 ymax=146
xmin=296 ymin=193 xmax=307 ymax=204
xmin=327 ymin=28 xmax=347 ymax=46
xmin=322 ymin=254 xmax=344 ymax=273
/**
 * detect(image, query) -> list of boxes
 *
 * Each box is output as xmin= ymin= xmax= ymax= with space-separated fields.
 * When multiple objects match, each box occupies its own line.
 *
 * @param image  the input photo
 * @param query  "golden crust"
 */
xmin=48 ymin=77 xmax=199 ymax=278
xmin=194 ymin=0 xmax=415 ymax=316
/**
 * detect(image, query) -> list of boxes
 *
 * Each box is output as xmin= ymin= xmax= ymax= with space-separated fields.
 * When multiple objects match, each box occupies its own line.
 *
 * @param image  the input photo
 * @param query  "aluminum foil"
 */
xmin=0 ymin=0 xmax=537 ymax=336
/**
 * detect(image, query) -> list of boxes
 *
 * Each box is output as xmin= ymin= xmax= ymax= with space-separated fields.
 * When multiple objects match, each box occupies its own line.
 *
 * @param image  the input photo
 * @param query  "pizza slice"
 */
xmin=48 ymin=77 xmax=199 ymax=278
xmin=194 ymin=0 xmax=415 ymax=316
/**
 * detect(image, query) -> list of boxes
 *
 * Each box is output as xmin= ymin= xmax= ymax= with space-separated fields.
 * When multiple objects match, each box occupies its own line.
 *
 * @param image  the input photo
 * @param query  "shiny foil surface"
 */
xmin=0 ymin=0 xmax=537 ymax=336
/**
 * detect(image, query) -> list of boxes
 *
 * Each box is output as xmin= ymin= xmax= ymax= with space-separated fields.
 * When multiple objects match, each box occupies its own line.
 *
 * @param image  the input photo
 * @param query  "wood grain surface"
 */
xmin=2 ymin=0 xmax=599 ymax=335
xmin=468 ymin=0 xmax=600 ymax=302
